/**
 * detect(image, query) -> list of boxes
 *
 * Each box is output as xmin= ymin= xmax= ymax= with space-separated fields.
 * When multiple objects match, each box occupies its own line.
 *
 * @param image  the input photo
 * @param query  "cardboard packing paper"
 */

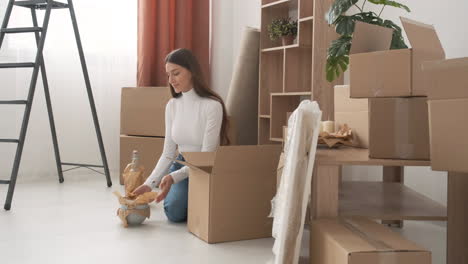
xmin=270 ymin=100 xmax=322 ymax=264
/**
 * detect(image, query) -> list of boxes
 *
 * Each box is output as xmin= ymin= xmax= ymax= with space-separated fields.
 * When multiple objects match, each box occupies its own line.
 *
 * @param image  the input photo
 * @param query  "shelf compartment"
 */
xmin=260 ymin=50 xmax=284 ymax=116
xmin=261 ymin=43 xmax=299 ymax=52
xmin=298 ymin=19 xmax=313 ymax=47
xmin=270 ymin=94 xmax=304 ymax=139
xmin=259 ymin=118 xmax=280 ymax=145
xmin=261 ymin=0 xmax=298 ymax=49
xmin=284 ymin=47 xmax=312 ymax=93
xmin=262 ymin=0 xmax=290 ymax=8
xmin=299 ymin=0 xmax=314 ymax=18
xmin=299 ymin=16 xmax=313 ymax=22
xmin=339 ymin=181 xmax=447 ymax=221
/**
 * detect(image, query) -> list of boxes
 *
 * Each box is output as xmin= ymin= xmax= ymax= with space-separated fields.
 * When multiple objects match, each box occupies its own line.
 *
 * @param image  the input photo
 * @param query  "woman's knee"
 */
xmin=164 ymin=199 xmax=187 ymax=222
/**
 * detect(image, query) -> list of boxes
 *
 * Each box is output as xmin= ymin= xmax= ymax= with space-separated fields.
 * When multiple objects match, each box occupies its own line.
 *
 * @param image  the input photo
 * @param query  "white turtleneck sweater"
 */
xmin=144 ymin=88 xmax=223 ymax=188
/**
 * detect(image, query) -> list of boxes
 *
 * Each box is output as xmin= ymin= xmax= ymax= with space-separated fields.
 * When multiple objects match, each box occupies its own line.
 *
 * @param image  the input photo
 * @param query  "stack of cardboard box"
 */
xmin=424 ymin=57 xmax=468 ymax=173
xmin=119 ymin=87 xmax=172 ymax=184
xmin=342 ymin=17 xmax=445 ymax=160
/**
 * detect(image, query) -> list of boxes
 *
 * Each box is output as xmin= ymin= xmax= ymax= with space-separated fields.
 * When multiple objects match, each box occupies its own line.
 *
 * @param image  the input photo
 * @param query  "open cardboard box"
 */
xmin=310 ymin=217 xmax=431 ymax=264
xmin=349 ymin=17 xmax=445 ymax=98
xmin=424 ymin=57 xmax=468 ymax=173
xmin=174 ymin=145 xmax=282 ymax=243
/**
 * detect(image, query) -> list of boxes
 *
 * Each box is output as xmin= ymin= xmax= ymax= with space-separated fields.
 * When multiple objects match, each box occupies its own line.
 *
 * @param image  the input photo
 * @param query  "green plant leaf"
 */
xmin=368 ymin=0 xmax=411 ymax=12
xmin=335 ymin=15 xmax=355 ymax=35
xmin=327 ymin=0 xmax=359 ymax=25
xmin=267 ymin=17 xmax=298 ymax=41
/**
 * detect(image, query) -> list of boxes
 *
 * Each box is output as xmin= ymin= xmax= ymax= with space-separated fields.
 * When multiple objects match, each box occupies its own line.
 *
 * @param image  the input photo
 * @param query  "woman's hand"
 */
xmin=155 ymin=175 xmax=174 ymax=203
xmin=132 ymin=184 xmax=151 ymax=196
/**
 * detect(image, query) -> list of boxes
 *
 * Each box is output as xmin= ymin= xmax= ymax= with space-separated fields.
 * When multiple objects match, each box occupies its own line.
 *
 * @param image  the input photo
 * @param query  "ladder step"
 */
xmin=0 ymin=180 xmax=11 ymax=184
xmin=0 ymin=139 xmax=20 ymax=143
xmin=61 ymin=162 xmax=104 ymax=168
xmin=0 ymin=100 xmax=28 ymax=105
xmin=0 ymin=63 xmax=35 ymax=68
xmin=1 ymin=27 xmax=43 ymax=34
xmin=14 ymin=0 xmax=68 ymax=9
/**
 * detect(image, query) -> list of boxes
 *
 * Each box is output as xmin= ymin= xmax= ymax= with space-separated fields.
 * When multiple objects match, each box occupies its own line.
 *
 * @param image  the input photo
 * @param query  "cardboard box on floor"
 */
xmin=121 ymin=87 xmax=172 ymax=137
xmin=334 ymin=85 xmax=369 ymax=148
xmin=174 ymin=145 xmax=281 ymax=243
xmin=310 ymin=218 xmax=431 ymax=264
xmin=349 ymin=17 xmax=445 ymax=98
xmin=424 ymin=57 xmax=468 ymax=173
xmin=119 ymin=135 xmax=165 ymax=185
xmin=369 ymin=97 xmax=430 ymax=160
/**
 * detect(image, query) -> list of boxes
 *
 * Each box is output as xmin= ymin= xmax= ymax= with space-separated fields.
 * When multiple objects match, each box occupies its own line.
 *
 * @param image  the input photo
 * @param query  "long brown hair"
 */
xmin=165 ymin=48 xmax=230 ymax=146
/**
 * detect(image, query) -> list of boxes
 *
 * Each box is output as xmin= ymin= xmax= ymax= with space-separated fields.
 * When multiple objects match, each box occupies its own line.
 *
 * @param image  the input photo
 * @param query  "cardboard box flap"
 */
xmin=212 ymin=145 xmax=282 ymax=175
xmin=349 ymin=21 xmax=393 ymax=55
xmin=318 ymin=218 xmax=427 ymax=254
xmin=423 ymin=57 xmax=468 ymax=72
xmin=171 ymin=159 xmax=213 ymax=174
xmin=182 ymin=152 xmax=216 ymax=167
xmin=400 ymin=17 xmax=445 ymax=57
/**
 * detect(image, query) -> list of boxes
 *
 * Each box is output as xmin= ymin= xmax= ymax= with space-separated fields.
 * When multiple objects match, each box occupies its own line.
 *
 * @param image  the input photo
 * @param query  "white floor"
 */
xmin=0 ymin=172 xmax=446 ymax=264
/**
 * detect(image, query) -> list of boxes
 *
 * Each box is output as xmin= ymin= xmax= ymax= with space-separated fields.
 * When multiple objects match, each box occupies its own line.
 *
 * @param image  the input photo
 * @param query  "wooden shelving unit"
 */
xmin=258 ymin=0 xmax=338 ymax=144
xmin=340 ymin=181 xmax=447 ymax=221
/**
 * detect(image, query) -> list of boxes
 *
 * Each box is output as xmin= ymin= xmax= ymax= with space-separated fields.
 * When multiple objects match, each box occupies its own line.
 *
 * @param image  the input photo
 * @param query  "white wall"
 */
xmin=211 ymin=0 xmax=261 ymax=100
xmin=0 ymin=1 xmax=136 ymax=182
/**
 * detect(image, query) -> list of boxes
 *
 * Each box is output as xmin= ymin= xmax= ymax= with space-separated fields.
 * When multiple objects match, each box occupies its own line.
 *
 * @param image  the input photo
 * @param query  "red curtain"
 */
xmin=137 ymin=0 xmax=210 ymax=87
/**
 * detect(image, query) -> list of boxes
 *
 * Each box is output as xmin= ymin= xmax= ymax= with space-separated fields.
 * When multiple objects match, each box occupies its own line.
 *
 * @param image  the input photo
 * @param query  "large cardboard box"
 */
xmin=424 ymin=57 xmax=468 ymax=173
xmin=119 ymin=135 xmax=165 ymax=185
xmin=310 ymin=218 xmax=431 ymax=264
xmin=334 ymin=85 xmax=369 ymax=148
xmin=349 ymin=17 xmax=445 ymax=98
xmin=121 ymin=87 xmax=172 ymax=137
xmin=175 ymin=145 xmax=282 ymax=243
xmin=369 ymin=97 xmax=430 ymax=160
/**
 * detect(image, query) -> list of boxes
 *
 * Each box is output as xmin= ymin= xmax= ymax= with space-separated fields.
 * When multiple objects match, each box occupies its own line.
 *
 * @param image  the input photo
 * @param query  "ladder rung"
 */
xmin=0 ymin=63 xmax=35 ymax=68
xmin=61 ymin=162 xmax=104 ymax=168
xmin=0 ymin=100 xmax=28 ymax=105
xmin=1 ymin=27 xmax=42 ymax=34
xmin=14 ymin=0 xmax=68 ymax=9
xmin=0 ymin=139 xmax=20 ymax=143
xmin=0 ymin=180 xmax=11 ymax=184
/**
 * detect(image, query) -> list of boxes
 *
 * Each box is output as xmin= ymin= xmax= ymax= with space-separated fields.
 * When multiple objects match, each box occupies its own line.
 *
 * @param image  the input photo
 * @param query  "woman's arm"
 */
xmin=169 ymin=101 xmax=223 ymax=183
xmin=143 ymin=100 xmax=177 ymax=188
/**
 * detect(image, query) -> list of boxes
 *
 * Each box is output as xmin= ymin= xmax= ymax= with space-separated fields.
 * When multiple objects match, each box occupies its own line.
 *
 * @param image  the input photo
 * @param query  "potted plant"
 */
xmin=267 ymin=17 xmax=298 ymax=46
xmin=325 ymin=0 xmax=411 ymax=82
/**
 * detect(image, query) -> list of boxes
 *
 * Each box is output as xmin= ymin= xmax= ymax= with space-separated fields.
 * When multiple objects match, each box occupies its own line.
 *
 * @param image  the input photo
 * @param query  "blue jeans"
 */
xmin=163 ymin=154 xmax=188 ymax=223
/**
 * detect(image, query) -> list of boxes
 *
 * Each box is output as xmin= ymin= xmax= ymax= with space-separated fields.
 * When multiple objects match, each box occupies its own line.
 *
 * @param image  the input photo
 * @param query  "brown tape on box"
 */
xmin=340 ymin=219 xmax=400 ymax=263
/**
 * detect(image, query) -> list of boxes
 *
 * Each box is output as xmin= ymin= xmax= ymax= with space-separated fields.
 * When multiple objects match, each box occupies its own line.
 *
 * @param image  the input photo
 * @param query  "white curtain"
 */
xmin=0 ymin=0 xmax=136 ymax=181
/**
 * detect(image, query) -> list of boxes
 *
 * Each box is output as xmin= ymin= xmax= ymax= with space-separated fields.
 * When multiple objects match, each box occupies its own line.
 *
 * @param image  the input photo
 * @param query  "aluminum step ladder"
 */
xmin=0 ymin=0 xmax=112 ymax=211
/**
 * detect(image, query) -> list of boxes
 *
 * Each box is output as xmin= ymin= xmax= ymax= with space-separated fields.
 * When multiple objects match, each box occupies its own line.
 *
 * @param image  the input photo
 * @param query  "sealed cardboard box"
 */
xmin=120 ymin=135 xmax=165 ymax=185
xmin=175 ymin=145 xmax=281 ymax=243
xmin=350 ymin=17 xmax=445 ymax=98
xmin=369 ymin=97 xmax=430 ymax=160
xmin=310 ymin=218 xmax=431 ymax=264
xmin=424 ymin=57 xmax=468 ymax=173
xmin=334 ymin=85 xmax=369 ymax=148
xmin=428 ymin=99 xmax=468 ymax=173
xmin=121 ymin=87 xmax=172 ymax=137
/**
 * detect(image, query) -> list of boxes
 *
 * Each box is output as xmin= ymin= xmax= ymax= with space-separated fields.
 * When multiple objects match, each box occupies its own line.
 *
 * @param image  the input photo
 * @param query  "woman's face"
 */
xmin=166 ymin=62 xmax=193 ymax=93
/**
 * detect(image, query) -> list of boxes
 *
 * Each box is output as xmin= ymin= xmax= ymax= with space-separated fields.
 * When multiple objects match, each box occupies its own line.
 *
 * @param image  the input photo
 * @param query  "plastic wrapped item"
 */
xmin=270 ymin=100 xmax=322 ymax=264
xmin=114 ymin=191 xmax=158 ymax=227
